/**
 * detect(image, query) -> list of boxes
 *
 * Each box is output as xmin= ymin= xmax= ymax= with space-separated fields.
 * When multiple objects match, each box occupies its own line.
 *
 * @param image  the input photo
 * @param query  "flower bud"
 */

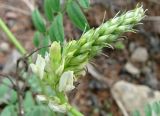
xmin=50 ymin=42 xmax=61 ymax=70
xmin=50 ymin=41 xmax=61 ymax=61
xmin=82 ymin=29 xmax=94 ymax=39
xmin=96 ymin=35 xmax=109 ymax=44
xmin=79 ymin=42 xmax=92 ymax=53
xmin=64 ymin=40 xmax=77 ymax=53
xmin=69 ymin=53 xmax=88 ymax=65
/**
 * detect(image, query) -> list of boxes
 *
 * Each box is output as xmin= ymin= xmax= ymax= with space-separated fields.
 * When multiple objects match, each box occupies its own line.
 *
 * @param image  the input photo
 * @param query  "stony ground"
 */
xmin=0 ymin=0 xmax=160 ymax=116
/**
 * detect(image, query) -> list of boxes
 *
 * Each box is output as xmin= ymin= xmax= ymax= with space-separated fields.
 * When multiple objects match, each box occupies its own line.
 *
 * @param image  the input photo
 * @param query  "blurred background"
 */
xmin=0 ymin=0 xmax=160 ymax=116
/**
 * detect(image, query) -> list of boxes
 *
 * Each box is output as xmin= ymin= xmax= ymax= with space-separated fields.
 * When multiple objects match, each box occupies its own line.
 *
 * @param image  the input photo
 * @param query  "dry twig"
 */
xmin=0 ymin=3 xmax=30 ymax=16
xmin=20 ymin=0 xmax=35 ymax=12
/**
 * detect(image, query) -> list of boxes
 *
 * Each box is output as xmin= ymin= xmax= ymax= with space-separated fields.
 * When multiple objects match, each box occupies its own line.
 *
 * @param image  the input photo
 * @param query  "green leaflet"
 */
xmin=132 ymin=101 xmax=160 ymax=116
xmin=23 ymin=91 xmax=35 ymax=113
xmin=25 ymin=105 xmax=54 ymax=116
xmin=0 ymin=78 xmax=17 ymax=104
xmin=144 ymin=104 xmax=152 ymax=116
xmin=32 ymin=9 xmax=46 ymax=33
xmin=0 ymin=105 xmax=17 ymax=116
xmin=67 ymin=0 xmax=89 ymax=31
xmin=39 ymin=36 xmax=50 ymax=56
xmin=33 ymin=31 xmax=40 ymax=47
xmin=44 ymin=0 xmax=54 ymax=21
xmin=78 ymin=0 xmax=90 ymax=9
xmin=27 ymin=74 xmax=42 ymax=92
xmin=44 ymin=0 xmax=60 ymax=21
xmin=51 ymin=0 xmax=60 ymax=12
xmin=152 ymin=101 xmax=160 ymax=114
xmin=49 ymin=13 xmax=64 ymax=43
xmin=132 ymin=110 xmax=141 ymax=116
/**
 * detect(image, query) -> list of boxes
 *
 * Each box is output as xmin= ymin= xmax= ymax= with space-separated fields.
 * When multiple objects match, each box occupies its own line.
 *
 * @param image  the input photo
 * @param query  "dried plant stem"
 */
xmin=0 ymin=3 xmax=30 ymax=15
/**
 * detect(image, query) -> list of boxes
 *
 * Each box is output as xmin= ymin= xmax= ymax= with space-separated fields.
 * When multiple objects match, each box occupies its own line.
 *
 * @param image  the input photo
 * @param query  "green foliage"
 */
xmin=0 ymin=77 xmax=56 ymax=116
xmin=27 ymin=74 xmax=42 ymax=92
xmin=67 ymin=0 xmax=89 ymax=31
xmin=32 ymin=9 xmax=46 ymax=33
xmin=39 ymin=36 xmax=50 ymax=56
xmin=49 ymin=13 xmax=64 ymax=43
xmin=44 ymin=0 xmax=54 ymax=21
xmin=132 ymin=110 xmax=141 ymax=116
xmin=30 ymin=5 xmax=145 ymax=115
xmin=51 ymin=0 xmax=60 ymax=12
xmin=23 ymin=91 xmax=35 ymax=113
xmin=25 ymin=105 xmax=54 ymax=116
xmin=144 ymin=104 xmax=152 ymax=116
xmin=78 ymin=0 xmax=90 ymax=9
xmin=132 ymin=101 xmax=160 ymax=116
xmin=0 ymin=73 xmax=56 ymax=115
xmin=0 ymin=78 xmax=17 ymax=104
xmin=32 ymin=0 xmax=90 ymax=56
xmin=33 ymin=31 xmax=40 ymax=47
xmin=44 ymin=0 xmax=60 ymax=21
xmin=0 ymin=105 xmax=17 ymax=116
xmin=152 ymin=101 xmax=160 ymax=114
xmin=1 ymin=0 xmax=91 ymax=115
xmin=0 ymin=1 xmax=146 ymax=115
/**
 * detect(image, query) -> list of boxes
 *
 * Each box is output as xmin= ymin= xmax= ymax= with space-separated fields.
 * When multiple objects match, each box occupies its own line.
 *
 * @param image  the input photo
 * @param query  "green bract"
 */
xmin=50 ymin=41 xmax=61 ymax=70
xmin=30 ymin=5 xmax=145 ymax=114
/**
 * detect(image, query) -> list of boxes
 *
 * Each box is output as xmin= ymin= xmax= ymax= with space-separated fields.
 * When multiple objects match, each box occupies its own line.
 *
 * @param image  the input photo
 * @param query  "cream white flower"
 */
xmin=30 ymin=54 xmax=46 ymax=79
xmin=48 ymin=101 xmax=67 ymax=113
xmin=58 ymin=71 xmax=75 ymax=92
xmin=36 ymin=95 xmax=67 ymax=113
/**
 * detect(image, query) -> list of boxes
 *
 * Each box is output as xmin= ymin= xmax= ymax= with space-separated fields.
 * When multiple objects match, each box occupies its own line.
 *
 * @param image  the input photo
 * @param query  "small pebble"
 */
xmin=0 ymin=42 xmax=10 ymax=52
xmin=131 ymin=47 xmax=148 ymax=63
xmin=125 ymin=62 xmax=140 ymax=75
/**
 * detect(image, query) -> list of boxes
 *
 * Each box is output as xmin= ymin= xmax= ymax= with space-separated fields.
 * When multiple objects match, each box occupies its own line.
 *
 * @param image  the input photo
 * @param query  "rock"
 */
xmin=129 ymin=42 xmax=137 ymax=53
xmin=142 ymin=67 xmax=159 ymax=89
xmin=150 ymin=20 xmax=160 ymax=34
xmin=124 ymin=62 xmax=140 ymax=75
xmin=0 ymin=42 xmax=10 ymax=52
xmin=6 ymin=11 xmax=18 ymax=19
xmin=3 ymin=50 xmax=21 ymax=73
xmin=89 ymin=80 xmax=108 ymax=90
xmin=131 ymin=47 xmax=148 ymax=63
xmin=111 ymin=81 xmax=160 ymax=116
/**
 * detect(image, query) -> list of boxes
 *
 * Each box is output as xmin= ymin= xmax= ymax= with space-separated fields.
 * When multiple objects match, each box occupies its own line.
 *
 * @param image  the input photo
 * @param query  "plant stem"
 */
xmin=0 ymin=18 xmax=26 ymax=55
xmin=69 ymin=107 xmax=84 ymax=116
